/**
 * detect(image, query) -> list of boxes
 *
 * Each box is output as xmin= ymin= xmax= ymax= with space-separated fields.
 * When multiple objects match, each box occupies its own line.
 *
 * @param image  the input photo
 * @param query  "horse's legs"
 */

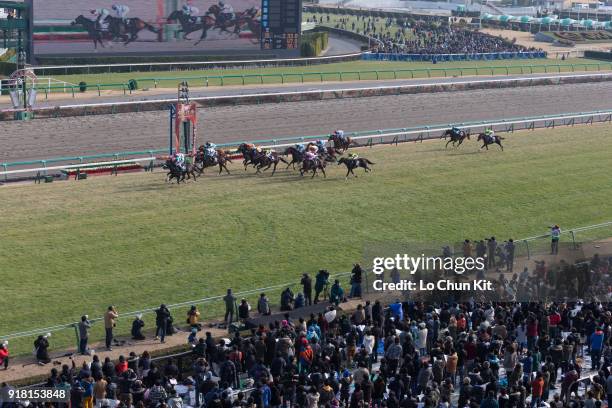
xmin=271 ymin=162 xmax=278 ymax=176
xmin=445 ymin=140 xmax=452 ymax=149
xmin=498 ymin=141 xmax=504 ymax=151
xmin=320 ymin=167 xmax=326 ymax=178
xmin=345 ymin=168 xmax=351 ymax=180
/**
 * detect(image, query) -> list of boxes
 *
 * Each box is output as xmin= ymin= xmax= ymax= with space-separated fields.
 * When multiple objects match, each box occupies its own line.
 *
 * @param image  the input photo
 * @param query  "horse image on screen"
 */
xmin=32 ymin=0 xmax=262 ymax=56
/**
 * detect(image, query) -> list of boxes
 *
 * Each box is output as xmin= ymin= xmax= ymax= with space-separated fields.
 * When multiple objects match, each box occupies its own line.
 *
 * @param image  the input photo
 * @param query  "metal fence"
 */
xmin=27 ymin=61 xmax=612 ymax=98
xmin=363 ymin=51 xmax=548 ymax=62
xmin=2 ymin=109 xmax=611 ymax=182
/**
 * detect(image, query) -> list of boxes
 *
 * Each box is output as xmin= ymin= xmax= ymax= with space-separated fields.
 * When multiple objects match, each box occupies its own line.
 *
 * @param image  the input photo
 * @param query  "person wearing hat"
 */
xmin=131 ymin=314 xmax=145 ymax=340
xmin=78 ymin=315 xmax=92 ymax=355
xmin=0 ymin=341 xmax=8 ymax=370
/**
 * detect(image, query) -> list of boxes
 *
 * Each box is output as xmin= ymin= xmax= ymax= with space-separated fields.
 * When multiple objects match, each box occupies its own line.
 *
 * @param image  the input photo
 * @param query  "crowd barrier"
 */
xmin=362 ymin=51 xmax=548 ymax=62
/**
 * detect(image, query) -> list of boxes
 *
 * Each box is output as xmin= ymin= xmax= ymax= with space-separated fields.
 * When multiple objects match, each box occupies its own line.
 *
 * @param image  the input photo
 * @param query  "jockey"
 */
xmin=334 ymin=129 xmax=346 ymax=142
xmin=484 ymin=128 xmax=495 ymax=142
xmin=174 ymin=152 xmax=186 ymax=171
xmin=451 ymin=126 xmax=461 ymax=137
xmin=91 ymin=8 xmax=110 ymax=31
xmin=111 ymin=4 xmax=130 ymax=21
xmin=204 ymin=142 xmax=217 ymax=159
xmin=308 ymin=144 xmax=319 ymax=154
xmin=266 ymin=150 xmax=274 ymax=160
xmin=316 ymin=140 xmax=326 ymax=153
xmin=304 ymin=151 xmax=317 ymax=163
xmin=218 ymin=1 xmax=235 ymax=24
xmin=295 ymin=143 xmax=305 ymax=154
xmin=348 ymin=152 xmax=359 ymax=160
xmin=182 ymin=4 xmax=200 ymax=24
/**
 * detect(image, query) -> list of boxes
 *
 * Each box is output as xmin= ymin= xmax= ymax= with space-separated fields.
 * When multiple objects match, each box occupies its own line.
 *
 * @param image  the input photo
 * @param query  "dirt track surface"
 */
xmin=2 ymin=81 xmax=611 ymax=163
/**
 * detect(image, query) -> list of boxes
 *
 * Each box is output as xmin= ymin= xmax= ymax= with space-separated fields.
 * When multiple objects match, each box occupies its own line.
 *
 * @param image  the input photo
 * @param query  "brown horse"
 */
xmin=255 ymin=152 xmax=288 ymax=176
xmin=300 ymin=158 xmax=327 ymax=179
xmin=442 ymin=129 xmax=471 ymax=149
xmin=306 ymin=143 xmax=338 ymax=163
xmin=195 ymin=149 xmax=233 ymax=175
xmin=328 ymin=134 xmax=357 ymax=153
xmin=164 ymin=159 xmax=198 ymax=183
xmin=236 ymin=143 xmax=259 ymax=170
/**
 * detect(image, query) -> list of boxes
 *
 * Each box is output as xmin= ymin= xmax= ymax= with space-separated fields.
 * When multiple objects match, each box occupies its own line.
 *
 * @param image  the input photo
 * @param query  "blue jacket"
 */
xmin=591 ymin=330 xmax=604 ymax=351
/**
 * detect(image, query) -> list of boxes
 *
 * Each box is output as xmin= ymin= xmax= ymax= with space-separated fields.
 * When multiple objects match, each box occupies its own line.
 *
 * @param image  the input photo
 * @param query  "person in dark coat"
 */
xmin=155 ymin=304 xmax=171 ymax=343
xmin=131 ymin=314 xmax=145 ymax=340
xmin=301 ymin=273 xmax=313 ymax=306
xmin=34 ymin=334 xmax=51 ymax=364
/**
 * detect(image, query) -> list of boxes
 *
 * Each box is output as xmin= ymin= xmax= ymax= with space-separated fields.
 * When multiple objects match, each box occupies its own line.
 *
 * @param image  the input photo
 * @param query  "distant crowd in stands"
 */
xmin=306 ymin=13 xmax=542 ymax=55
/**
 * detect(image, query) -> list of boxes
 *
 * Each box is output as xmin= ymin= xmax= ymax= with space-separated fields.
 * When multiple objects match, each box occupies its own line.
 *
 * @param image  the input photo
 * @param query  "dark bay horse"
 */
xmin=300 ymin=158 xmax=327 ymax=179
xmin=254 ymin=152 xmax=288 ymax=176
xmin=106 ymin=16 xmax=159 ymax=45
xmin=167 ymin=10 xmax=215 ymax=45
xmin=477 ymin=133 xmax=505 ymax=151
xmin=195 ymin=150 xmax=233 ymax=175
xmin=284 ymin=146 xmax=305 ymax=170
xmin=236 ymin=143 xmax=259 ymax=170
xmin=328 ymin=134 xmax=357 ymax=153
xmin=442 ymin=129 xmax=471 ymax=149
xmin=72 ymin=15 xmax=107 ymax=49
xmin=338 ymin=157 xmax=375 ymax=179
xmin=164 ymin=159 xmax=198 ymax=183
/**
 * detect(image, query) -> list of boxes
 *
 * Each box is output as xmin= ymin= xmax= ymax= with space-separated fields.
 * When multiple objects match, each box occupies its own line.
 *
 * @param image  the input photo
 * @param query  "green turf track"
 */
xmin=49 ymin=58 xmax=609 ymax=89
xmin=1 ymin=125 xmax=611 ymax=356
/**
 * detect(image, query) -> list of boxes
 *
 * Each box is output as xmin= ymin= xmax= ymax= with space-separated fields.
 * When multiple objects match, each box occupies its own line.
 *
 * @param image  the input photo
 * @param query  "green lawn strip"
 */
xmin=46 ymin=58 xmax=608 ymax=90
xmin=1 ymin=125 xmax=611 ymax=356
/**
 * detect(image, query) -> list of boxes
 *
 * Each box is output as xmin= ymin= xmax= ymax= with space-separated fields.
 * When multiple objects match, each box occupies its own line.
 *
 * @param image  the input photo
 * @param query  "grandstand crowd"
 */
xmin=306 ymin=14 xmax=542 ymax=55
xmin=1 ymin=250 xmax=611 ymax=408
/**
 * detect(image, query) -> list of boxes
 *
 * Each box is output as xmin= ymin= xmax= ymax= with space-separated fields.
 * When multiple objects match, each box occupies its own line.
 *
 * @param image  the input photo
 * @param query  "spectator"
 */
xmin=314 ymin=269 xmax=329 ymax=303
xmin=301 ymin=273 xmax=313 ymax=306
xmin=78 ymin=315 xmax=92 ymax=355
xmin=155 ymin=304 xmax=171 ymax=343
xmin=104 ymin=306 xmax=118 ymax=351
xmin=223 ymin=288 xmax=237 ymax=326
xmin=238 ymin=298 xmax=251 ymax=323
xmin=280 ymin=288 xmax=294 ymax=311
xmin=34 ymin=333 xmax=51 ymax=364
xmin=350 ymin=263 xmax=363 ymax=297
xmin=131 ymin=313 xmax=145 ymax=340
xmin=80 ymin=375 xmax=94 ymax=408
xmin=551 ymin=225 xmax=561 ymax=254
xmin=187 ymin=305 xmax=201 ymax=330
xmin=257 ymin=293 xmax=271 ymax=316
xmin=0 ymin=341 xmax=8 ymax=370
xmin=329 ymin=279 xmax=344 ymax=306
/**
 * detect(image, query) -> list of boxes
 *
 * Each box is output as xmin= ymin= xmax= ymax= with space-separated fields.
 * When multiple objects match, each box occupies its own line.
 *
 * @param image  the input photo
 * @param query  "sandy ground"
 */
xmin=1 ymin=81 xmax=611 ymax=163
xmin=481 ymin=28 xmax=612 ymax=56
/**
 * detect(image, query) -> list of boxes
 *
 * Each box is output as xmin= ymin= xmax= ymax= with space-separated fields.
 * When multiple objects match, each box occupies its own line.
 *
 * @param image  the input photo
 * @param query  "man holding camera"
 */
xmin=104 ymin=306 xmax=118 ymax=351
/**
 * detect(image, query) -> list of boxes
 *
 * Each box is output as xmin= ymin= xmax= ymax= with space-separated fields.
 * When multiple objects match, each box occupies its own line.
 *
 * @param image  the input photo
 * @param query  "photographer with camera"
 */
xmin=104 ymin=305 xmax=118 ymax=351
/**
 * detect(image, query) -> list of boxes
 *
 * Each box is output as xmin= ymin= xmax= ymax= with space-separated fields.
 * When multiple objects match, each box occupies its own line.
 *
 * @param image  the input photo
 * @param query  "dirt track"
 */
xmin=2 ymin=81 xmax=611 ymax=163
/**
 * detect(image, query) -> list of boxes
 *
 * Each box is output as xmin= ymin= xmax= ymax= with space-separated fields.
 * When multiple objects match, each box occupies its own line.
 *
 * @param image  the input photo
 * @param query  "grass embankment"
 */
xmin=1 ymin=125 xmax=611 ymax=356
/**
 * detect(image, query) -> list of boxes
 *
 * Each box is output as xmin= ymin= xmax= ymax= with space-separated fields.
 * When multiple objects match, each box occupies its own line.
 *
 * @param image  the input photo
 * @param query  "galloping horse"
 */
xmin=254 ymin=152 xmax=288 ymax=176
xmin=284 ymin=147 xmax=305 ymax=170
xmin=106 ymin=16 xmax=159 ymax=45
xmin=328 ymin=134 xmax=357 ymax=153
xmin=306 ymin=143 xmax=337 ymax=163
xmin=300 ymin=158 xmax=327 ymax=179
xmin=195 ymin=149 xmax=233 ymax=175
xmin=442 ymin=129 xmax=471 ymax=149
xmin=338 ymin=157 xmax=375 ymax=179
xmin=477 ymin=133 xmax=505 ymax=151
xmin=72 ymin=15 xmax=108 ymax=49
xmin=167 ymin=10 xmax=215 ymax=45
xmin=164 ymin=159 xmax=198 ymax=183
xmin=236 ymin=143 xmax=259 ymax=170
xmin=206 ymin=4 xmax=250 ymax=36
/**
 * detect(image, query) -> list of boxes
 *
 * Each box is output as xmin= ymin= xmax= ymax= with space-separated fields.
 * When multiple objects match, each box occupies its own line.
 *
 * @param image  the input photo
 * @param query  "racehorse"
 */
xmin=167 ymin=10 xmax=215 ymax=45
xmin=72 ymin=15 xmax=108 ymax=49
xmin=236 ymin=143 xmax=259 ymax=170
xmin=338 ymin=157 xmax=375 ymax=179
xmin=328 ymin=134 xmax=357 ymax=153
xmin=164 ymin=159 xmax=198 ymax=183
xmin=106 ymin=16 xmax=159 ymax=45
xmin=195 ymin=149 xmax=233 ymax=175
xmin=306 ymin=143 xmax=337 ymax=163
xmin=442 ymin=129 xmax=471 ymax=149
xmin=284 ymin=146 xmax=305 ymax=170
xmin=254 ymin=152 xmax=288 ymax=176
xmin=300 ymin=158 xmax=327 ymax=179
xmin=477 ymin=133 xmax=505 ymax=151
xmin=206 ymin=4 xmax=252 ymax=36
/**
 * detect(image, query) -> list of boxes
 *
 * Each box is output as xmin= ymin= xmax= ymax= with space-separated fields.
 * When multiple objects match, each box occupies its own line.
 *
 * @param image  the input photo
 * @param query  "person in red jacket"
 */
xmin=0 ymin=342 xmax=8 ymax=370
xmin=115 ymin=355 xmax=128 ymax=376
xmin=531 ymin=372 xmax=545 ymax=407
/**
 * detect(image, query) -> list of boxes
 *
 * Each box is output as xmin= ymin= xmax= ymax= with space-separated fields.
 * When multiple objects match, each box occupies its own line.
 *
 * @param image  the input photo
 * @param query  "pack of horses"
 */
xmin=72 ymin=5 xmax=260 ymax=49
xmin=163 ymin=136 xmax=374 ymax=183
xmin=442 ymin=129 xmax=505 ymax=151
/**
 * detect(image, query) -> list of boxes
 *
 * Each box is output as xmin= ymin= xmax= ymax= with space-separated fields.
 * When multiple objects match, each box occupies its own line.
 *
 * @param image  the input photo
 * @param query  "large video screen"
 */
xmin=31 ymin=0 xmax=281 ymax=56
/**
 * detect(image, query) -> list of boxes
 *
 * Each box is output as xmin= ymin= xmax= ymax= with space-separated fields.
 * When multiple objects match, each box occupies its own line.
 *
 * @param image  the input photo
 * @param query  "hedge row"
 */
xmin=584 ymin=50 xmax=612 ymax=61
xmin=300 ymin=31 xmax=329 ymax=57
